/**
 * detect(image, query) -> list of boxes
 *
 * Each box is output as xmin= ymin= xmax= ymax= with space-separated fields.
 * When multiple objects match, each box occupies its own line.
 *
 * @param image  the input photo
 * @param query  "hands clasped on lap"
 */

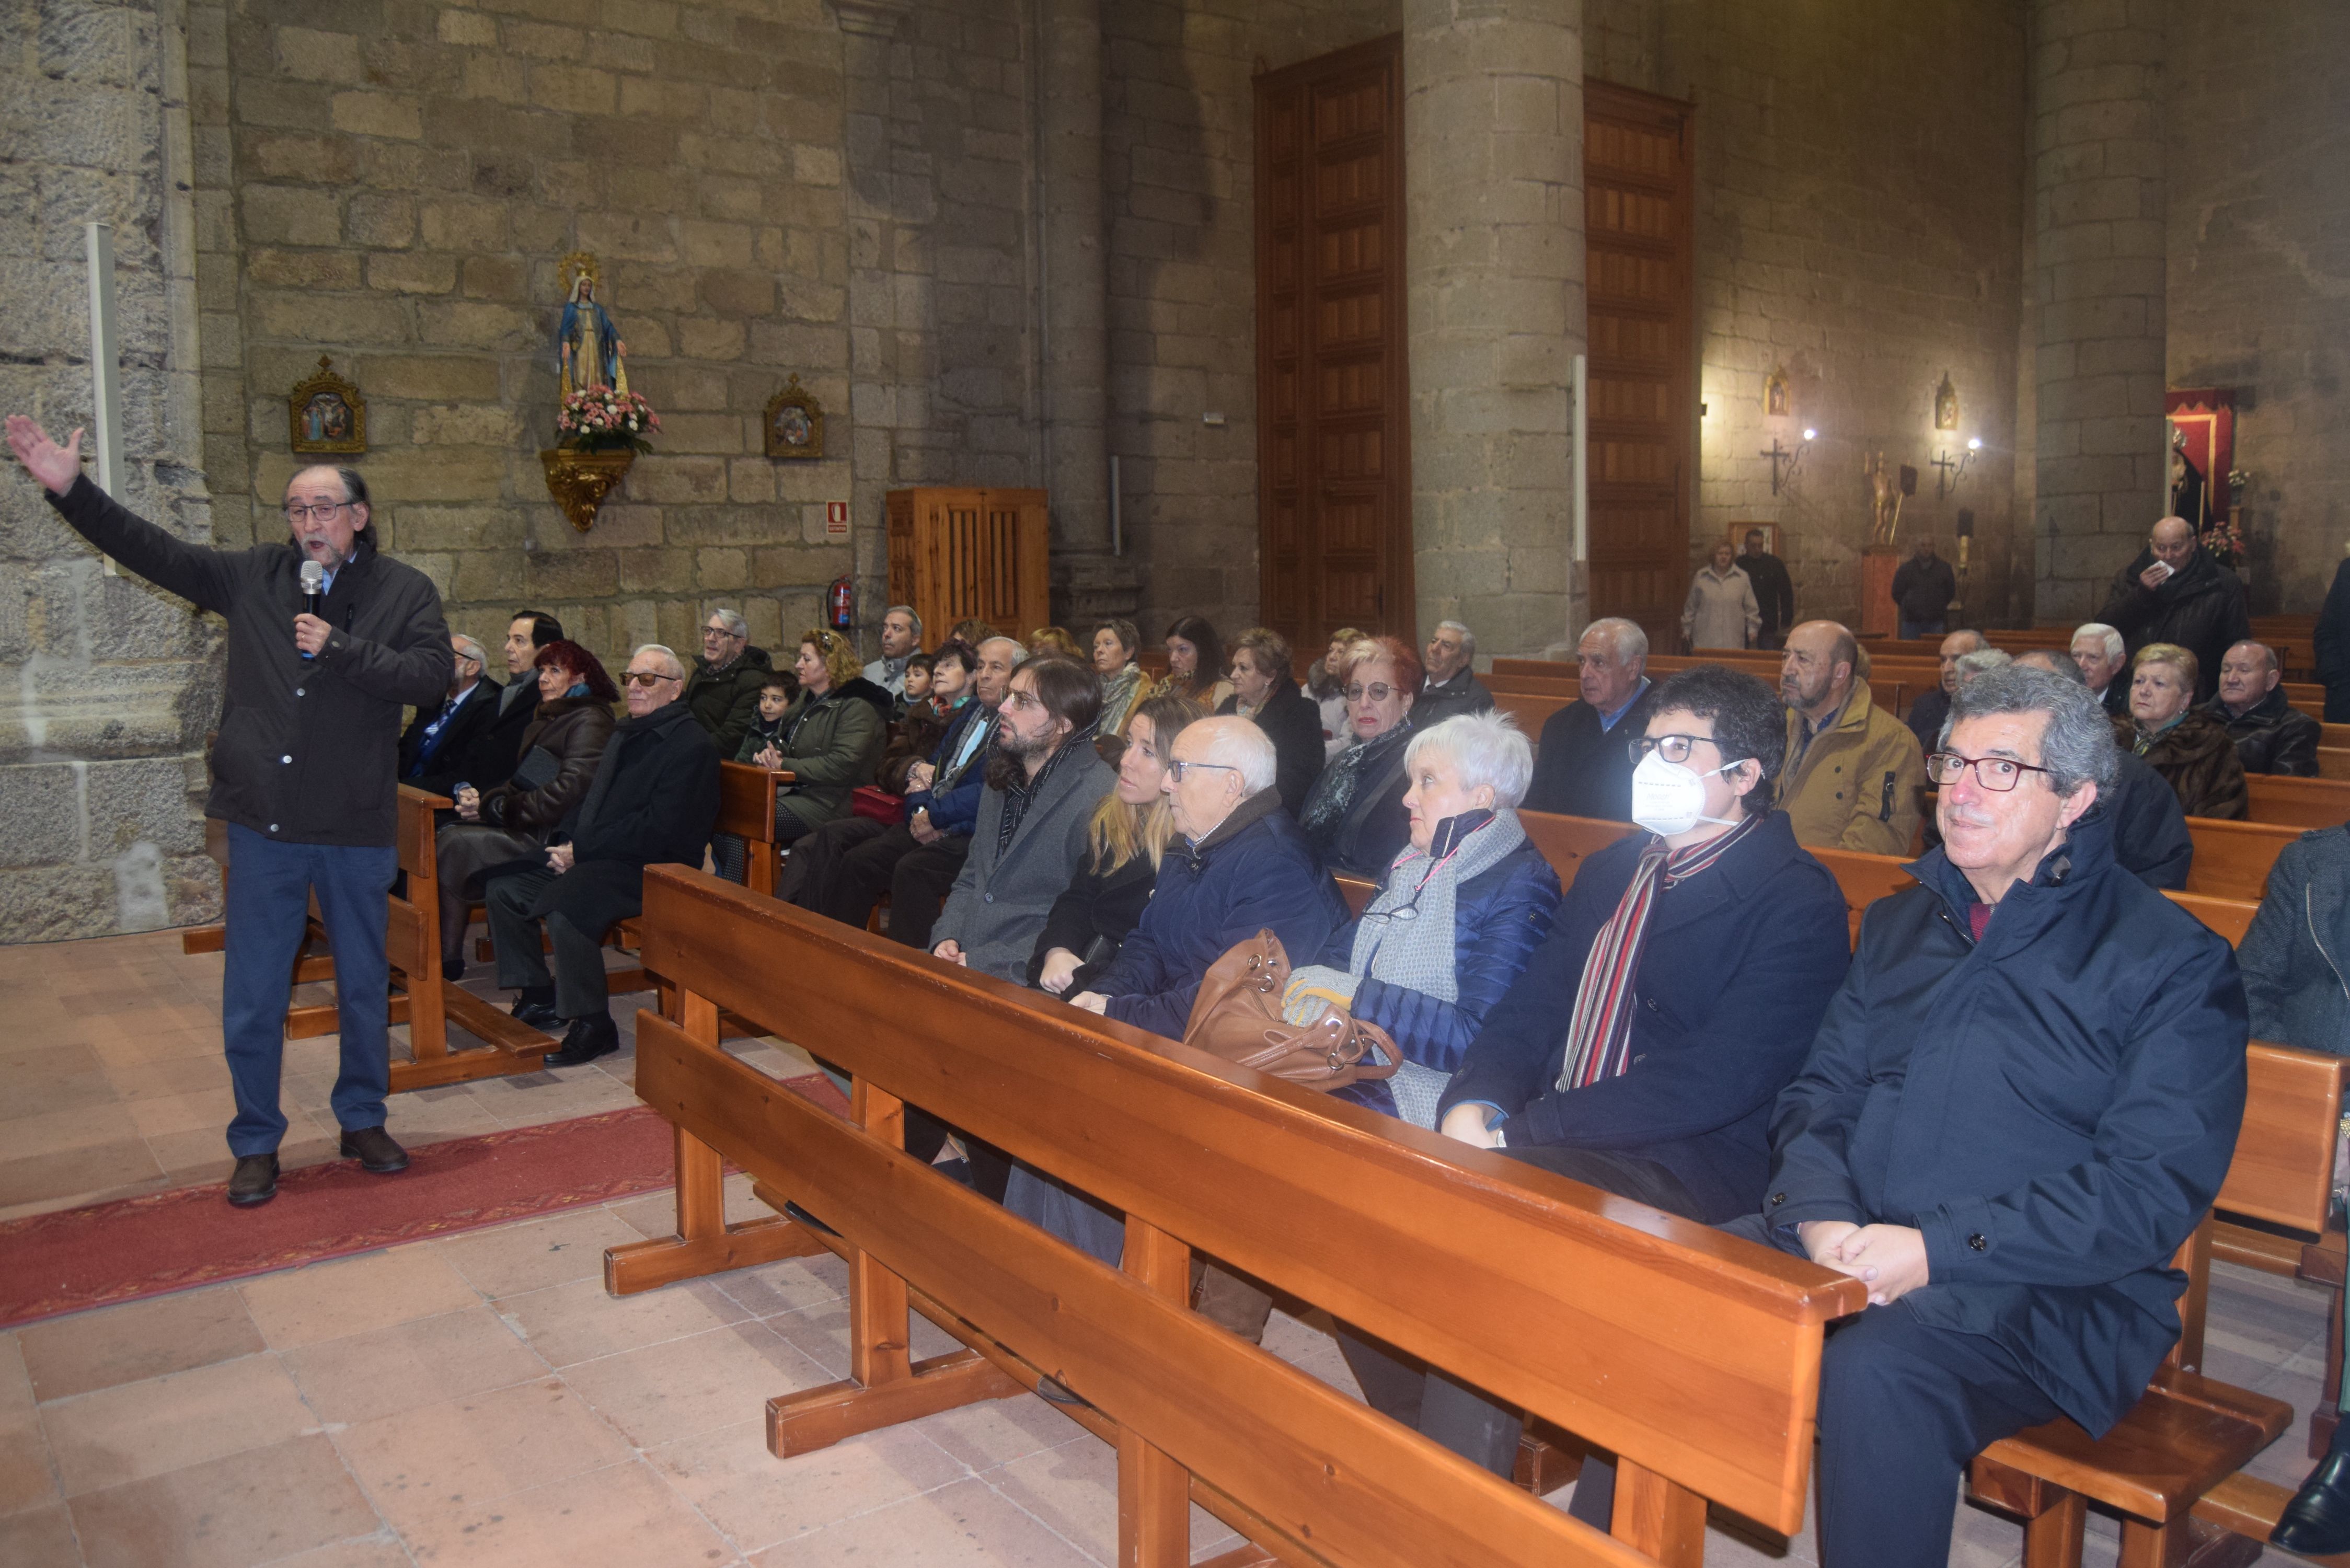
xmin=1800 ymin=1219 xmax=1930 ymax=1307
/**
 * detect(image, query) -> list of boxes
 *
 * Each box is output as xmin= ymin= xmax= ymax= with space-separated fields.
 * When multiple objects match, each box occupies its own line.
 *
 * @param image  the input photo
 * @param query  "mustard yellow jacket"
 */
xmin=1777 ymin=678 xmax=1927 ymax=856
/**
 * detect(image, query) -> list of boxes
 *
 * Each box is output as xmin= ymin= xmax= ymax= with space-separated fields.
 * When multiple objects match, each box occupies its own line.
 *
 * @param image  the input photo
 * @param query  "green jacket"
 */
xmin=745 ymin=677 xmax=889 ymax=834
xmin=686 ymin=645 xmax=775 ymax=759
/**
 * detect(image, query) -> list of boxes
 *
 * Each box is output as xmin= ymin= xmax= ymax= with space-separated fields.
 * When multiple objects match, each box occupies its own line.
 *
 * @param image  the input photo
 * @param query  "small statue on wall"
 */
xmin=1865 ymin=451 xmax=1905 ymax=546
xmin=557 ymin=252 xmax=627 ymax=399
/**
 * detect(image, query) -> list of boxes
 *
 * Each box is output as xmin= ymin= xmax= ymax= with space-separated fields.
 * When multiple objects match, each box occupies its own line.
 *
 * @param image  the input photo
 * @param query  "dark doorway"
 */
xmin=1256 ymin=36 xmax=1412 ymax=655
xmin=1584 ymin=81 xmax=1695 ymax=651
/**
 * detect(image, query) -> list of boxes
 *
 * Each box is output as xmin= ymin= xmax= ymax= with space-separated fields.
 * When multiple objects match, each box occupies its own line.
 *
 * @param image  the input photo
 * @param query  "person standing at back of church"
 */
xmin=6 ymin=416 xmax=452 ymax=1209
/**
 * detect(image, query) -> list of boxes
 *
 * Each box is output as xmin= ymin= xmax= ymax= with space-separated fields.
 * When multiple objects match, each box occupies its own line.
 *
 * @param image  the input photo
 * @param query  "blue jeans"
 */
xmin=222 ymin=824 xmax=398 ymax=1156
xmin=1898 ymin=618 xmax=1945 ymax=641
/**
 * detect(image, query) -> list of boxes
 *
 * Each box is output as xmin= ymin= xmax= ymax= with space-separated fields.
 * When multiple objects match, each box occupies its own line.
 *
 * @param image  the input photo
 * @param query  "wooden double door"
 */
xmin=1255 ymin=55 xmax=1694 ymax=655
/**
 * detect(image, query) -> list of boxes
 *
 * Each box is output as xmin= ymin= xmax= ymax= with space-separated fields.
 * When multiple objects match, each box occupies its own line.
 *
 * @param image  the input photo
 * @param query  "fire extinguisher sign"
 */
xmin=824 ymin=502 xmax=849 ymax=538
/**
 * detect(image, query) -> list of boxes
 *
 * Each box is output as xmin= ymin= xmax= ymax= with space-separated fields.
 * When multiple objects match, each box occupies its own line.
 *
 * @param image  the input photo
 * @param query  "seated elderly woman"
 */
xmin=2120 ymin=642 xmax=2248 ymax=820
xmin=433 ymin=639 xmax=617 ymax=980
xmin=1217 ymin=627 xmax=1323 ymax=813
xmin=1299 ymin=635 xmax=1422 ymax=875
xmin=1284 ymin=710 xmax=1562 ymax=1127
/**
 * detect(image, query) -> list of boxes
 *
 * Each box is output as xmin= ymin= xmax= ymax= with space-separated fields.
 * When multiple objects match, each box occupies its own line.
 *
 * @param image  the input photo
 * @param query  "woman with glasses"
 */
xmin=1028 ymin=693 xmax=1205 ymax=997
xmin=1216 ymin=627 xmax=1323 ymax=812
xmin=433 ymin=639 xmax=617 ymax=980
xmin=2118 ymin=642 xmax=2248 ymax=820
xmin=1298 ymin=635 xmax=1422 ymax=875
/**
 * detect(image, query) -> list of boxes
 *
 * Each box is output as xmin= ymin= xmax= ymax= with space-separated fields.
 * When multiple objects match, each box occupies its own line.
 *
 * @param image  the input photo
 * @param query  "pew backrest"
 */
xmin=2245 ymin=775 xmax=2350 ymax=831
xmin=632 ymin=868 xmax=1868 ymax=1544
xmin=2183 ymin=817 xmax=2299 ymax=903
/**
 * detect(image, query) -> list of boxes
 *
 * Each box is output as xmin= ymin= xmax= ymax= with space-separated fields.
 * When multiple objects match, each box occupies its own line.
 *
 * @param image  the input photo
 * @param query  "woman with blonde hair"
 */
xmin=2121 ymin=642 xmax=2247 ymax=820
xmin=1027 ymin=691 xmax=1205 ymax=995
xmin=1028 ymin=626 xmax=1083 ymax=660
xmin=751 ymin=627 xmax=892 ymax=840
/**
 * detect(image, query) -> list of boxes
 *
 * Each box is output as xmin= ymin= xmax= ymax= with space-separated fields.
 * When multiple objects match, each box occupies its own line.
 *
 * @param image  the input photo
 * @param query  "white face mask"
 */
xmin=1630 ymin=749 xmax=1743 ymax=837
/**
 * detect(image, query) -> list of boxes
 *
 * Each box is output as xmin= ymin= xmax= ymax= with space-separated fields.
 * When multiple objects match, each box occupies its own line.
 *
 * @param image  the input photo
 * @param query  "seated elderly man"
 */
xmin=2206 ymin=639 xmax=2321 ymax=777
xmin=1070 ymin=716 xmax=1349 ymax=1036
xmin=1413 ymin=664 xmax=1850 ymax=1494
xmin=1737 ymin=664 xmax=2245 ymax=1568
xmin=398 ymin=633 xmax=501 ymax=799
xmin=1903 ymin=629 xmax=1984 ymax=754
xmin=484 ymin=644 xmax=720 ymax=1067
xmin=1524 ymin=616 xmax=1660 ymax=821
xmin=1777 ymin=619 xmax=1926 ymax=855
xmin=2071 ymin=621 xmax=2132 ymax=719
xmin=1416 ymin=620 xmax=1494 ymax=727
xmin=2009 ymin=651 xmax=2192 ymax=889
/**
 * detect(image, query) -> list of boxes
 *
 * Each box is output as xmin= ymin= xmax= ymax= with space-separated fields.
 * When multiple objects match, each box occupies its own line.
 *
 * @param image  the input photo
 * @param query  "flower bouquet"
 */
xmin=2199 ymin=517 xmax=2247 ymax=574
xmin=555 ymin=387 xmax=661 ymax=454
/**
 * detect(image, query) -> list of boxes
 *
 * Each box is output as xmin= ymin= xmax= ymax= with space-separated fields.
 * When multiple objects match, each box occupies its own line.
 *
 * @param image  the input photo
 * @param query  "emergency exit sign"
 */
xmin=825 ymin=502 xmax=849 ymax=537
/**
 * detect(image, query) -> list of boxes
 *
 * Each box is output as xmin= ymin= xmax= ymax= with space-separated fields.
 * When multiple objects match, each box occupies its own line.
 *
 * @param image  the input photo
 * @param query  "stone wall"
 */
xmin=1103 ymin=0 xmax=1399 ymax=644
xmin=0 ymin=0 xmax=222 ymax=942
xmin=1671 ymin=0 xmax=2031 ymax=631
xmin=2166 ymin=0 xmax=2350 ymax=614
xmin=188 ymin=0 xmax=857 ymax=671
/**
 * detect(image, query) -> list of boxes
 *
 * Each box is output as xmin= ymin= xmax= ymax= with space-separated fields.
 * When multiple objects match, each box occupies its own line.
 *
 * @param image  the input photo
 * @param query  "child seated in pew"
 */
xmin=710 ymin=672 xmax=798 ymax=882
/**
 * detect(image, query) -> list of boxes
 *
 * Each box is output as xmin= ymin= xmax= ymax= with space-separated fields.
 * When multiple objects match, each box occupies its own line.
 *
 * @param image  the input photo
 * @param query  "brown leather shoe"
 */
xmin=339 ymin=1126 xmax=409 ymax=1173
xmin=227 ymin=1152 xmax=279 ymax=1207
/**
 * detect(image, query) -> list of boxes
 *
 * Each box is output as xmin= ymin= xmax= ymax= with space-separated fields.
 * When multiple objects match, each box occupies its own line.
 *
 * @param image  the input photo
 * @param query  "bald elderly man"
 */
xmin=2206 ymin=640 xmax=2321 ymax=777
xmin=1777 ymin=620 xmax=1927 ymax=856
xmin=2095 ymin=515 xmax=2250 ymax=703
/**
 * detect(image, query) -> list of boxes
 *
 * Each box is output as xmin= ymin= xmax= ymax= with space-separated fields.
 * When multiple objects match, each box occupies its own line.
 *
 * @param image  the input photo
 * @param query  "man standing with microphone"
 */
xmin=7 ymin=416 xmax=451 ymax=1207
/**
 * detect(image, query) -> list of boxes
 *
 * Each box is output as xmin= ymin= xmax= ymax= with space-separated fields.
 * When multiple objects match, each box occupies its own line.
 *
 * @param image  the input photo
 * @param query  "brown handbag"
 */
xmin=1179 ymin=929 xmax=1400 ymax=1092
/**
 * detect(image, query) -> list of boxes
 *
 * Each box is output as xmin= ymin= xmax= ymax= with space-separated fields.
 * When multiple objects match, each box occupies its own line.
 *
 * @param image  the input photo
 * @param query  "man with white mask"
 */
xmin=1422 ymin=664 xmax=1852 ymax=1514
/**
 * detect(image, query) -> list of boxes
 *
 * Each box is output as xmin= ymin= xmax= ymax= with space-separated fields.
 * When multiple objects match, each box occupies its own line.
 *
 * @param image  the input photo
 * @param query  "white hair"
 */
xmin=1953 ymin=647 xmax=2012 ymax=684
xmin=451 ymin=633 xmax=487 ymax=667
xmin=1583 ymin=616 xmax=1649 ymax=662
xmin=708 ymin=608 xmax=747 ymax=638
xmin=1201 ymin=718 xmax=1278 ymax=795
xmin=977 ymin=635 xmax=1028 ymax=666
xmin=2073 ymin=622 xmax=2125 ymax=664
xmin=1406 ymin=710 xmax=1534 ymax=810
xmin=632 ymin=643 xmax=687 ymax=681
xmin=1435 ymin=619 xmax=1476 ymax=660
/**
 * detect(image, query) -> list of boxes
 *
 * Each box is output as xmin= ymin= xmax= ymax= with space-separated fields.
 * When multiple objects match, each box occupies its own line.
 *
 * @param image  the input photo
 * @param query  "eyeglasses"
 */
xmin=621 ymin=670 xmax=679 ymax=688
xmin=702 ymin=626 xmax=741 ymax=640
xmin=282 ymin=502 xmax=352 ymax=522
xmin=1001 ymin=689 xmax=1043 ymax=711
xmin=1342 ymin=683 xmax=1398 ymax=704
xmin=1926 ymin=752 xmax=2052 ymax=792
xmin=1627 ymin=733 xmax=1731 ymax=766
xmin=1166 ymin=760 xmax=1240 ymax=783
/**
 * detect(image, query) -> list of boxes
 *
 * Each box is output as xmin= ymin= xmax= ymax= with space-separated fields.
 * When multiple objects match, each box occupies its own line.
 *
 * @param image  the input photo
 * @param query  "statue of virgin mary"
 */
xmin=558 ymin=273 xmax=627 ymax=400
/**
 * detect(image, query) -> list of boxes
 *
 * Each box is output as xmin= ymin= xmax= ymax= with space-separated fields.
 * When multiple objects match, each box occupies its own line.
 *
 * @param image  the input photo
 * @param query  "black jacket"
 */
xmin=2206 ymin=686 xmax=2321 ymax=778
xmin=439 ymin=678 xmax=542 ymax=795
xmin=1437 ymin=812 xmax=1850 ymax=1222
xmin=47 ymin=475 xmax=449 ymax=846
xmin=2096 ymin=546 xmax=2251 ymax=702
xmin=1218 ymin=684 xmax=1325 ymax=814
xmin=399 ymin=676 xmax=504 ymax=796
xmin=1890 ymin=555 xmax=1957 ymax=626
xmin=1028 ymin=849 xmax=1158 ymax=995
xmin=1301 ymin=726 xmax=1414 ymax=878
xmin=1525 ymin=682 xmax=1662 ymax=821
xmin=524 ymin=697 xmax=720 ymax=934
xmin=1741 ymin=550 xmax=1795 ymax=642
xmin=685 ymin=645 xmax=776 ymax=759
xmin=1753 ymin=810 xmax=2245 ymax=1436
xmin=479 ymin=696 xmax=615 ymax=837
xmin=1905 ymin=685 xmax=1952 ymax=755
xmin=1414 ymin=668 xmax=1495 ymax=729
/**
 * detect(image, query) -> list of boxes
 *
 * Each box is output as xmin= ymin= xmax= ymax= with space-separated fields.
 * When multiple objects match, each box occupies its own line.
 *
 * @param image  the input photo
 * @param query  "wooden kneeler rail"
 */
xmin=608 ymin=866 xmax=1869 ymax=1567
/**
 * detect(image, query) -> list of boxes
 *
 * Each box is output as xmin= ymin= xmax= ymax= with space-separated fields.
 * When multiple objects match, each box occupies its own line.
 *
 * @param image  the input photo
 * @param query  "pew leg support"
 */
xmin=1609 ymin=1458 xmax=1704 ymax=1567
xmin=766 ymin=1347 xmax=1023 ymax=1458
xmin=604 ymin=1216 xmax=824 ymax=1296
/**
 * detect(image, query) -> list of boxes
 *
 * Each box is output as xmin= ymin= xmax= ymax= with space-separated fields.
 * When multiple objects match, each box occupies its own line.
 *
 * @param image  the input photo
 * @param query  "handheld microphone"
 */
xmin=298 ymin=559 xmax=324 ymax=661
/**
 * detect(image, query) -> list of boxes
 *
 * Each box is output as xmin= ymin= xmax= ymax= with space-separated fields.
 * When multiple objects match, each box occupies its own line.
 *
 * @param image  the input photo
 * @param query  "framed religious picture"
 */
xmin=287 ymin=356 xmax=366 ymax=455
xmin=764 ymin=375 xmax=824 ymax=460
xmin=1763 ymin=364 xmax=1791 ymax=418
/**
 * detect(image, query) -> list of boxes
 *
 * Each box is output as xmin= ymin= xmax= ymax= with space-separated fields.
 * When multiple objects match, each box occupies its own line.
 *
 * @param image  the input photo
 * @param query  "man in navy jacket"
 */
xmin=1412 ymin=665 xmax=1850 ymax=1494
xmin=1072 ymin=717 xmax=1347 ymax=1037
xmin=1743 ymin=665 xmax=2245 ymax=1567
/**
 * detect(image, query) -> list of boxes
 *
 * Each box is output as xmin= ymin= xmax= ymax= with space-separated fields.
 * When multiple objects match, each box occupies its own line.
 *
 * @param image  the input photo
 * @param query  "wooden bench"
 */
xmin=610 ymin=866 xmax=1869 ymax=1566
xmin=1970 ymin=1039 xmax=2348 ymax=1564
xmin=2182 ymin=816 xmax=2300 ymax=903
xmin=2248 ymin=774 xmax=2350 ymax=831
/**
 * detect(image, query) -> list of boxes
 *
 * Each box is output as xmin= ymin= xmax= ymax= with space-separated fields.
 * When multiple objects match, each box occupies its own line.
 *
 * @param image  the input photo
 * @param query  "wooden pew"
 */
xmin=2182 ymin=816 xmax=2300 ymax=903
xmin=1971 ymin=1040 xmax=2348 ymax=1563
xmin=610 ymin=867 xmax=1869 ymax=1566
xmin=2247 ymin=774 xmax=2350 ymax=831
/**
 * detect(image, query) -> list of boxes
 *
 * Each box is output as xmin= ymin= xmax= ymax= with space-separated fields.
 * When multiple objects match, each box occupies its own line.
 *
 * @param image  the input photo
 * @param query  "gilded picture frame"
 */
xmin=287 ymin=356 xmax=366 ymax=455
xmin=764 ymin=375 xmax=824 ymax=461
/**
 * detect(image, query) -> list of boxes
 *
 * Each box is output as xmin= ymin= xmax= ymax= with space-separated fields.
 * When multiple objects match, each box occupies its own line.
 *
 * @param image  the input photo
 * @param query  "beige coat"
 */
xmin=1682 ymin=563 xmax=1760 ymax=650
xmin=1777 ymin=678 xmax=1927 ymax=856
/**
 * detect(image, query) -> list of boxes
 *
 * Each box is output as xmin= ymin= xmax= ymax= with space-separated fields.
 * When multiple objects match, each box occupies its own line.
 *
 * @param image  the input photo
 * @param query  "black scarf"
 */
xmin=1300 ymin=718 xmax=1413 ymax=839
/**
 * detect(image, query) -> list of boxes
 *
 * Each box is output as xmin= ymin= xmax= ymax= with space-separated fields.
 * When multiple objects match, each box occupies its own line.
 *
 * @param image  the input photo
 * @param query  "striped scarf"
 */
xmin=1556 ymin=812 xmax=1764 ymax=1092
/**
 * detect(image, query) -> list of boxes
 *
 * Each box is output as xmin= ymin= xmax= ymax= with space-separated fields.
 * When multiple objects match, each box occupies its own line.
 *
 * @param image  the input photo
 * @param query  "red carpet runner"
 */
xmin=0 ymin=1074 xmax=849 ymax=1329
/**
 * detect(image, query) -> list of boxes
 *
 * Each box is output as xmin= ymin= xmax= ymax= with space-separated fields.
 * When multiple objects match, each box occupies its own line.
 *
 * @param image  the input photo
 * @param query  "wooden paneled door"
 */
xmin=1257 ymin=36 xmax=1412 ymax=655
xmin=1584 ymin=82 xmax=1695 ymax=651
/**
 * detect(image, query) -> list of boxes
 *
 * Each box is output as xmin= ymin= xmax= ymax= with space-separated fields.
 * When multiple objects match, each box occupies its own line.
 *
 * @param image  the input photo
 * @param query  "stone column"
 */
xmin=1403 ymin=0 xmax=1585 ymax=660
xmin=2032 ymin=0 xmax=2167 ymax=621
xmin=1036 ymin=0 xmax=1134 ymax=627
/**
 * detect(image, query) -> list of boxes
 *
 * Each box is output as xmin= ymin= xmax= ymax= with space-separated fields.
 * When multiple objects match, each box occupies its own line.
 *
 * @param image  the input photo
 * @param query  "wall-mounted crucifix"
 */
xmin=1760 ymin=428 xmax=1815 ymax=495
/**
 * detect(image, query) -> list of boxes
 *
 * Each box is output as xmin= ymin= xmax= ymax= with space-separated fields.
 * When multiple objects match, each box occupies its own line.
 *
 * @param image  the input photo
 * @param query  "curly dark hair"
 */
xmin=532 ymin=639 xmax=619 ymax=705
xmin=1646 ymin=664 xmax=1786 ymax=817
